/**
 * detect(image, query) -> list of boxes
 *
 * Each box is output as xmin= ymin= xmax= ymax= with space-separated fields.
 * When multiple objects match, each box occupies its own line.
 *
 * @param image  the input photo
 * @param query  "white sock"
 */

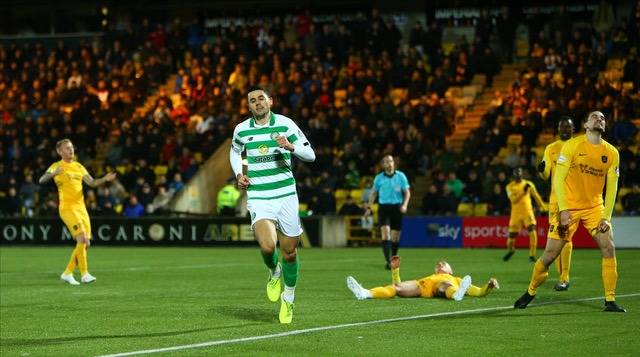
xmin=283 ymin=285 xmax=295 ymax=303
xmin=363 ymin=289 xmax=373 ymax=299
xmin=271 ymin=263 xmax=281 ymax=279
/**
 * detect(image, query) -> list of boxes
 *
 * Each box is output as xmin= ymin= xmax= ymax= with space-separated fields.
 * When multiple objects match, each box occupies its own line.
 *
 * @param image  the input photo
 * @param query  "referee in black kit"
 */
xmin=364 ymin=155 xmax=411 ymax=269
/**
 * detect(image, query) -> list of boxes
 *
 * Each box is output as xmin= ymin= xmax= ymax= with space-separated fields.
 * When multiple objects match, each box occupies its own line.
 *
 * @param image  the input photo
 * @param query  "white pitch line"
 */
xmin=96 ymin=292 xmax=640 ymax=357
xmin=0 ymin=258 xmax=369 ymax=275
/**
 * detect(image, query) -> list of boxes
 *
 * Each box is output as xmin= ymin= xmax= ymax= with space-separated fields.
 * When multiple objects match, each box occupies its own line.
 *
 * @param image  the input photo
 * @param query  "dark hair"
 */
xmin=559 ymin=116 xmax=574 ymax=125
xmin=247 ymin=86 xmax=269 ymax=97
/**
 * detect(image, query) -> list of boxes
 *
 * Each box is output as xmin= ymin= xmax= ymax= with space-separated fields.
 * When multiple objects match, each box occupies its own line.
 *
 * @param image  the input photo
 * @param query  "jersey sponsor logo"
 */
xmin=258 ymin=144 xmax=269 ymax=154
xmin=578 ymin=164 xmax=605 ymax=177
xmin=601 ymin=155 xmax=608 ymax=163
xmin=558 ymin=155 xmax=567 ymax=163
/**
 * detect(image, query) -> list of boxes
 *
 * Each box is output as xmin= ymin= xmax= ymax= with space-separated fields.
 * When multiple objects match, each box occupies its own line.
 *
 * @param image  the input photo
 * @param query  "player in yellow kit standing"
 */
xmin=538 ymin=116 xmax=575 ymax=291
xmin=39 ymin=139 xmax=116 ymax=285
xmin=514 ymin=111 xmax=626 ymax=312
xmin=346 ymin=256 xmax=500 ymax=301
xmin=503 ymin=168 xmax=547 ymax=262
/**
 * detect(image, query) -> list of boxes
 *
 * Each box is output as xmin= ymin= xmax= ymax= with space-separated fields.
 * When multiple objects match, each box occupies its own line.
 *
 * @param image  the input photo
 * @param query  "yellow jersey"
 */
xmin=47 ymin=160 xmax=89 ymax=207
xmin=506 ymin=179 xmax=544 ymax=215
xmin=554 ymin=134 xmax=619 ymax=218
xmin=541 ymin=139 xmax=567 ymax=207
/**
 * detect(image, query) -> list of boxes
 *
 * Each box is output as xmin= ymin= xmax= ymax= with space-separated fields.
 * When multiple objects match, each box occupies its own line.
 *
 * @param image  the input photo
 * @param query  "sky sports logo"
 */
xmin=427 ymin=223 xmax=461 ymax=240
xmin=464 ymin=225 xmax=511 ymax=239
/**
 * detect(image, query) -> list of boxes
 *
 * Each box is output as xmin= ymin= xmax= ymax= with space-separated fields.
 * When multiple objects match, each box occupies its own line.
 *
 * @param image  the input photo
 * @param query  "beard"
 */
xmin=592 ymin=126 xmax=605 ymax=133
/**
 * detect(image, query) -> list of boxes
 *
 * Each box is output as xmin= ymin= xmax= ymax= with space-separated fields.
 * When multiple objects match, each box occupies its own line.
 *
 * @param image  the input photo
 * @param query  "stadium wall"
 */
xmin=400 ymin=216 xmax=640 ymax=248
xmin=2 ymin=217 xmax=637 ymax=248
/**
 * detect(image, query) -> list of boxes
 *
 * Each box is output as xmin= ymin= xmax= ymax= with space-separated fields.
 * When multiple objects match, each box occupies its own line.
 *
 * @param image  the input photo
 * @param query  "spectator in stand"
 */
xmin=18 ymin=173 xmax=39 ymax=216
xmin=488 ymin=183 xmax=510 ymax=216
xmin=3 ymin=187 xmax=22 ymax=217
xmin=421 ymin=184 xmax=441 ymax=215
xmin=168 ymin=172 xmax=185 ymax=194
xmin=312 ymin=186 xmax=337 ymax=215
xmin=97 ymin=186 xmax=116 ymax=216
xmin=437 ymin=184 xmax=459 ymax=216
xmin=446 ymin=172 xmax=465 ymax=199
xmin=462 ymin=170 xmax=483 ymax=204
xmin=148 ymin=186 xmax=172 ymax=214
xmin=339 ymin=195 xmax=364 ymax=215
xmin=123 ymin=195 xmax=145 ymax=217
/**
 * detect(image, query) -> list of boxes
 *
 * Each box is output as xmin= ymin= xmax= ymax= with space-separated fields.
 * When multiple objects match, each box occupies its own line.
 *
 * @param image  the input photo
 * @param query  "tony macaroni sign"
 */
xmin=0 ymin=217 xmax=257 ymax=246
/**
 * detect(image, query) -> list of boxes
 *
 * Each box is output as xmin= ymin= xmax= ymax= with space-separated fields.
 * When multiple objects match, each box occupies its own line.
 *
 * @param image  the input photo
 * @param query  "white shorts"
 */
xmin=247 ymin=194 xmax=303 ymax=237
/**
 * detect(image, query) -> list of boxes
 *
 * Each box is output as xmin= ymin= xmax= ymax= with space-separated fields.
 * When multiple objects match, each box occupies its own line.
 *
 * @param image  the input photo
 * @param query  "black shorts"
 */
xmin=378 ymin=204 xmax=403 ymax=230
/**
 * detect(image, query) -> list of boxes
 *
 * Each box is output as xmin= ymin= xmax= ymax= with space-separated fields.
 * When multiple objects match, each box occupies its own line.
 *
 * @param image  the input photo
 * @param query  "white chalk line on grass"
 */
xmin=0 ymin=258 xmax=369 ymax=276
xmin=96 ymin=292 xmax=640 ymax=357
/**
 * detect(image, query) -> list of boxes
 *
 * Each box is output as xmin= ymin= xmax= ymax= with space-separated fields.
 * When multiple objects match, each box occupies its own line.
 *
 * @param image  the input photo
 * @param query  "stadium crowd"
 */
xmin=1 ymin=3 xmax=639 ymax=218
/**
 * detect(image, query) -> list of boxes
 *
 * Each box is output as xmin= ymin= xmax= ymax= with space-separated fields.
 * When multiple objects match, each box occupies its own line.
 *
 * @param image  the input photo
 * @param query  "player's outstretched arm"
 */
xmin=83 ymin=172 xmax=117 ymax=187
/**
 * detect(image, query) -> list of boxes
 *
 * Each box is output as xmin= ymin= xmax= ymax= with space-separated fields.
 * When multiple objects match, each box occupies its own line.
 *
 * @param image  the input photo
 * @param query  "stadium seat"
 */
xmin=116 ymin=165 xmax=127 ymax=176
xmin=390 ymin=88 xmax=408 ymax=106
xmin=537 ymin=133 xmax=555 ymax=146
xmin=618 ymin=187 xmax=631 ymax=200
xmin=533 ymin=146 xmax=545 ymax=161
xmin=457 ymin=203 xmax=474 ymax=216
xmin=474 ymin=203 xmax=488 ymax=216
xmin=335 ymin=189 xmax=349 ymax=201
xmin=350 ymin=189 xmax=363 ymax=202
xmin=507 ymin=134 xmax=523 ymax=146
xmin=154 ymin=165 xmax=168 ymax=176
xmin=334 ymin=89 xmax=347 ymax=108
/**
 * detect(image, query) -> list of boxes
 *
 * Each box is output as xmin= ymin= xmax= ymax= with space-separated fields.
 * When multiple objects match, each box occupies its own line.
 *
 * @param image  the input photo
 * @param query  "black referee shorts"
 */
xmin=377 ymin=204 xmax=403 ymax=230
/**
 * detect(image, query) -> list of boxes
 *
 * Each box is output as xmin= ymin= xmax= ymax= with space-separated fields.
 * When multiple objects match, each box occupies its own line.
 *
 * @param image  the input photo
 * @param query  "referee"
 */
xmin=364 ymin=155 xmax=411 ymax=270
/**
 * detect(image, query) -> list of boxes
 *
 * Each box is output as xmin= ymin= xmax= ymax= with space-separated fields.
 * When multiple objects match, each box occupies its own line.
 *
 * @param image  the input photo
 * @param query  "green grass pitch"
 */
xmin=1 ymin=247 xmax=639 ymax=356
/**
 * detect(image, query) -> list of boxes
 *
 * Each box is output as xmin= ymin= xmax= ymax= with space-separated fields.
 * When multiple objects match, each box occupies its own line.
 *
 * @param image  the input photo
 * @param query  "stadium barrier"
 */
xmin=2 ymin=216 xmax=636 ymax=248
xmin=0 ymin=217 xmax=346 ymax=247
xmin=401 ymin=216 xmax=640 ymax=248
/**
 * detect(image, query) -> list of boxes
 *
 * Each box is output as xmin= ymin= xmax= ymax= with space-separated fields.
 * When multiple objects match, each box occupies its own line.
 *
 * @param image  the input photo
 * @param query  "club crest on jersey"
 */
xmin=258 ymin=144 xmax=269 ymax=155
xmin=270 ymin=132 xmax=280 ymax=140
xmin=601 ymin=156 xmax=607 ymax=163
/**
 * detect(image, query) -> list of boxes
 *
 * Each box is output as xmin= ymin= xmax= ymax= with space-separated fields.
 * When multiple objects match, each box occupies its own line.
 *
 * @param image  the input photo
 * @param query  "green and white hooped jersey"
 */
xmin=231 ymin=113 xmax=307 ymax=200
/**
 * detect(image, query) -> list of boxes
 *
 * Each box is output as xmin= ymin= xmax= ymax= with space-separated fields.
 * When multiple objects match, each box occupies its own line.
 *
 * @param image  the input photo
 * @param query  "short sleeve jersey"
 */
xmin=47 ymin=160 xmax=88 ymax=207
xmin=372 ymin=170 xmax=410 ymax=204
xmin=555 ymin=134 xmax=619 ymax=210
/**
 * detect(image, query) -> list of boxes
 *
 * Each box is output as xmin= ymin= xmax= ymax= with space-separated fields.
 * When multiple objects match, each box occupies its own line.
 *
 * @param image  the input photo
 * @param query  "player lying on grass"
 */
xmin=346 ymin=256 xmax=499 ymax=300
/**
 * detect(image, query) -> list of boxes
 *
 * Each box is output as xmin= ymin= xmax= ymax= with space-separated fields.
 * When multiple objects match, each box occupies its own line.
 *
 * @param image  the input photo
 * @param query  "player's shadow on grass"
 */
xmin=212 ymin=305 xmax=275 ymax=323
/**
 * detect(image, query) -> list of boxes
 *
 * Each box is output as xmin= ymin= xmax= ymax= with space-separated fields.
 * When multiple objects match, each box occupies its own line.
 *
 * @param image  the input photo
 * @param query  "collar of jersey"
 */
xmin=250 ymin=112 xmax=276 ymax=128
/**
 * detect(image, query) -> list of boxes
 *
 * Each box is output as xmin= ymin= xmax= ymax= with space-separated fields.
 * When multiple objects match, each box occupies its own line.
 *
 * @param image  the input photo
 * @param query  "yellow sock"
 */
xmin=507 ymin=237 xmax=515 ymax=251
xmin=560 ymin=242 xmax=572 ymax=282
xmin=64 ymin=248 xmax=78 ymax=275
xmin=528 ymin=230 xmax=538 ymax=257
xmin=467 ymin=284 xmax=490 ymax=297
xmin=554 ymin=252 xmax=562 ymax=276
xmin=445 ymin=286 xmax=457 ymax=299
xmin=602 ymin=257 xmax=617 ymax=302
xmin=391 ymin=267 xmax=401 ymax=284
xmin=76 ymin=243 xmax=88 ymax=276
xmin=371 ymin=285 xmax=396 ymax=299
xmin=527 ymin=259 xmax=549 ymax=295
